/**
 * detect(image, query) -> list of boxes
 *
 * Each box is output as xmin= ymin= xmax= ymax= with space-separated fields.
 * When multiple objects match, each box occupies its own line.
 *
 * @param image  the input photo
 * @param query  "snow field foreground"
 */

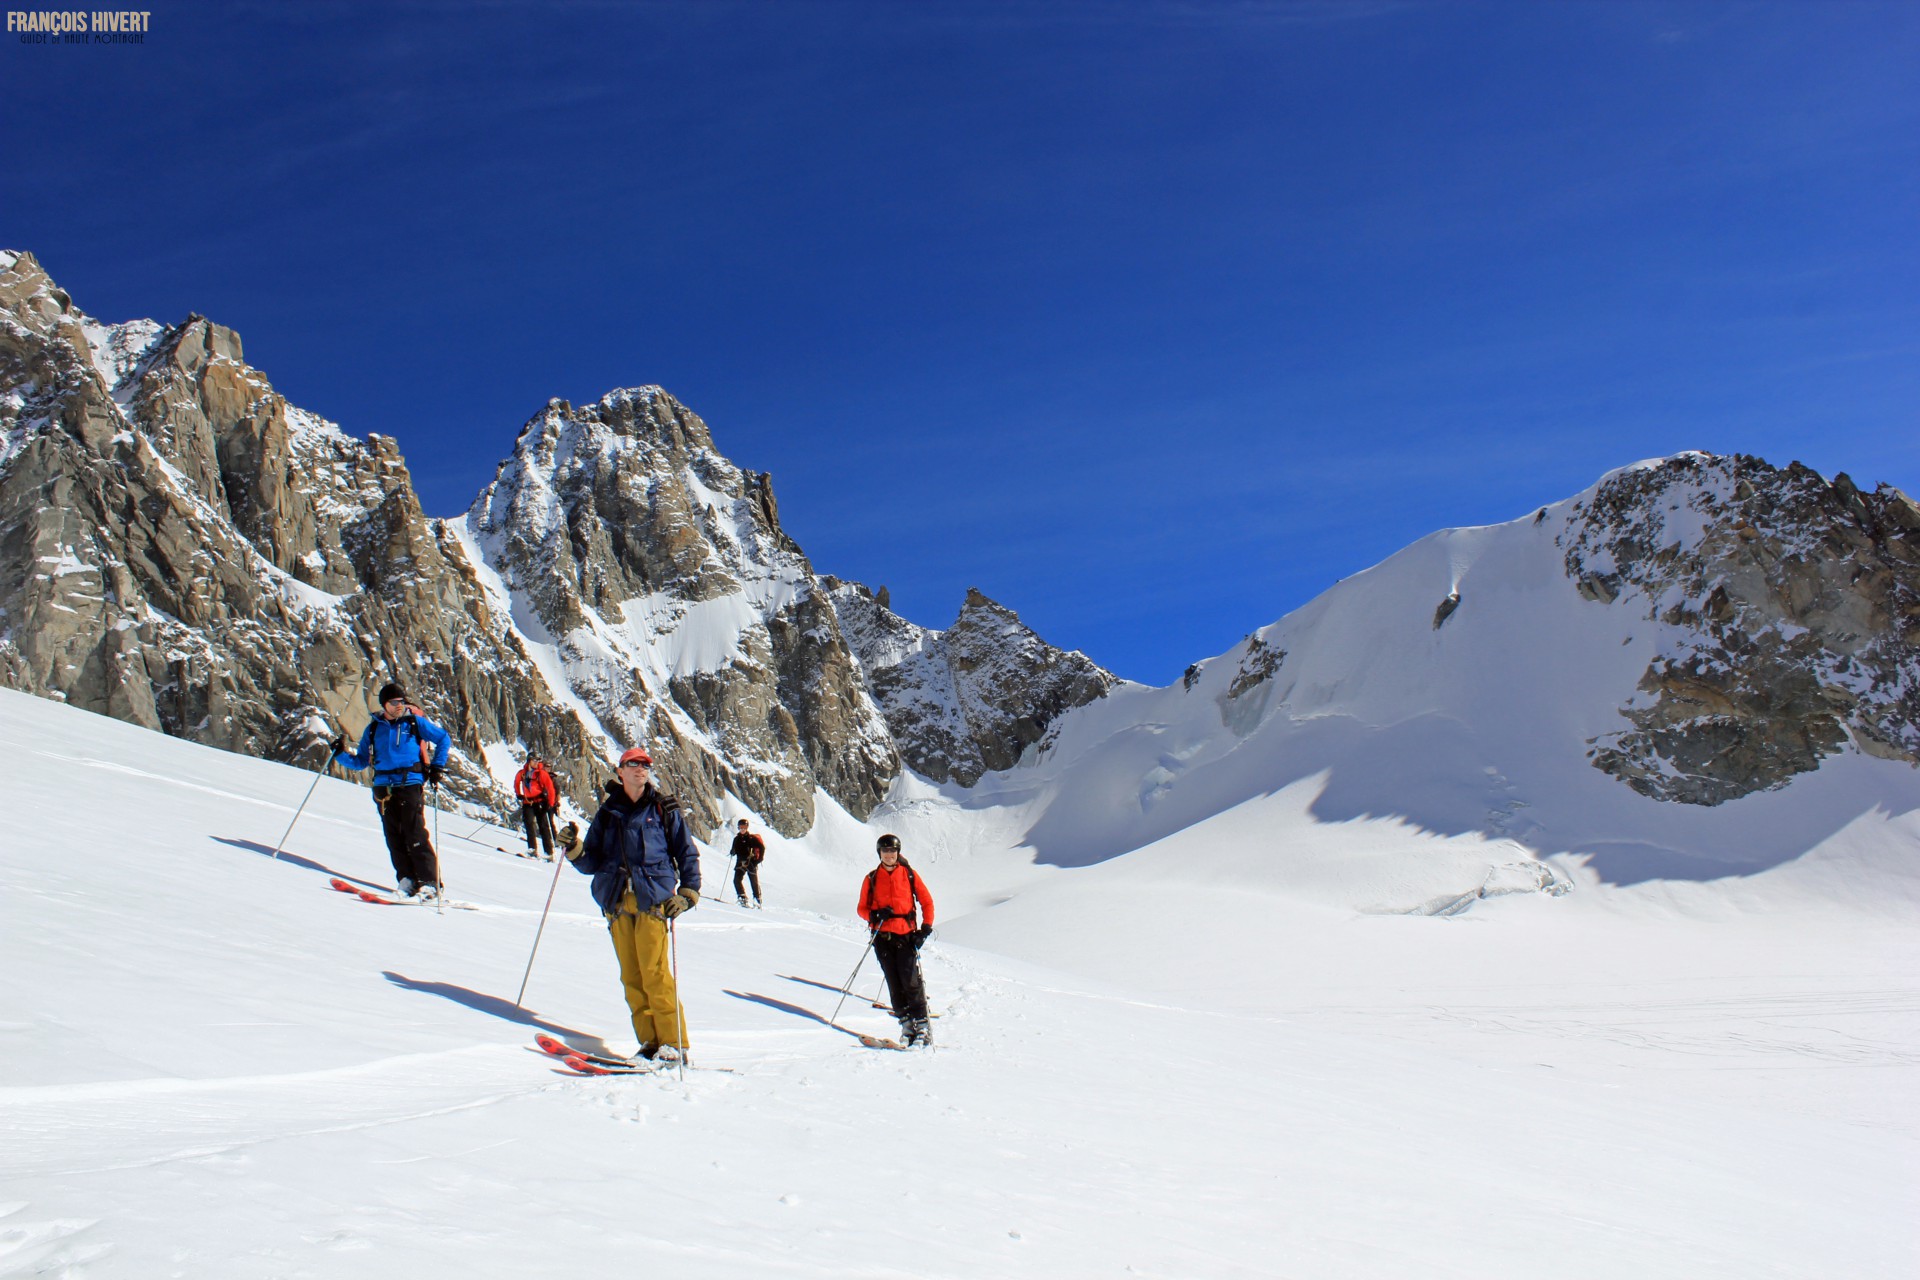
xmin=1 ymin=690 xmax=1915 ymax=1279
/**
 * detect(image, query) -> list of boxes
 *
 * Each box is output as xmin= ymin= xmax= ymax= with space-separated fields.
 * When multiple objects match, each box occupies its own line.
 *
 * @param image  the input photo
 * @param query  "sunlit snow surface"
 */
xmin=1 ymin=687 xmax=1915 ymax=1278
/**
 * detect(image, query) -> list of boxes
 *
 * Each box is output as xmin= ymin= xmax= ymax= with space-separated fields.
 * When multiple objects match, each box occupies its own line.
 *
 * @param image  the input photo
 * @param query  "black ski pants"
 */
xmin=732 ymin=857 xmax=761 ymax=903
xmin=873 ymin=931 xmax=927 ymax=1021
xmin=520 ymin=802 xmax=556 ymax=858
xmin=373 ymin=783 xmax=439 ymax=890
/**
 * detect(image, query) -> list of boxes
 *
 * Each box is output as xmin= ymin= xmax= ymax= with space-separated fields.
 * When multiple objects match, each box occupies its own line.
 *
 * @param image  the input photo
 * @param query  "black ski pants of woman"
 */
xmin=873 ymin=932 xmax=927 ymax=1020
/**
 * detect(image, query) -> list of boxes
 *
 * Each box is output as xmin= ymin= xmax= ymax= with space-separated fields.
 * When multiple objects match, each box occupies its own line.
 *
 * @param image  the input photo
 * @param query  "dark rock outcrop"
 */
xmin=828 ymin=579 xmax=1117 ymax=784
xmin=1562 ymin=453 xmax=1920 ymax=804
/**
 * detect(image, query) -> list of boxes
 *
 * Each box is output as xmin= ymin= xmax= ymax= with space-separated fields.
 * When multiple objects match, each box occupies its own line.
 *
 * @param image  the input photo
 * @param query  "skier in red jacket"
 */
xmin=513 ymin=754 xmax=560 ymax=860
xmin=856 ymin=833 xmax=935 ymax=1046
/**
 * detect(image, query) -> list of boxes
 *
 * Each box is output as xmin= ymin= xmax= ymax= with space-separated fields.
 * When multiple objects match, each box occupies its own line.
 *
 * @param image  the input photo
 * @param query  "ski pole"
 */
xmin=272 ymin=744 xmax=332 ymax=861
xmin=514 ymin=846 xmax=572 ymax=1008
xmin=445 ymin=829 xmax=517 ymax=854
xmin=669 ymin=915 xmax=688 ymax=1084
xmin=828 ymin=931 xmax=878 ymax=1027
xmin=432 ymin=780 xmax=445 ymax=916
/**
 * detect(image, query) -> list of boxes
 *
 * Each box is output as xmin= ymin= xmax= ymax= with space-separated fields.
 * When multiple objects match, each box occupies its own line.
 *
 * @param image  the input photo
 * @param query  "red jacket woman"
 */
xmin=858 ymin=858 xmax=934 ymax=936
xmin=856 ymin=834 xmax=935 ymax=1045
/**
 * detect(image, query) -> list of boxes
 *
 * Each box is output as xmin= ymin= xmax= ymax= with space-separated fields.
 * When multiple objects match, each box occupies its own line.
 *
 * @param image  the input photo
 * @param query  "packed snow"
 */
xmin=2 ymin=687 xmax=1915 ymax=1278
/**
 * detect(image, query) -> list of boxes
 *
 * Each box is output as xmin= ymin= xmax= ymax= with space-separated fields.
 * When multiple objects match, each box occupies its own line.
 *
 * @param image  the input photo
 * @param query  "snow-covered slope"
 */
xmin=888 ymin=454 xmax=1920 ymax=955
xmin=2 ymin=687 xmax=1914 ymax=1278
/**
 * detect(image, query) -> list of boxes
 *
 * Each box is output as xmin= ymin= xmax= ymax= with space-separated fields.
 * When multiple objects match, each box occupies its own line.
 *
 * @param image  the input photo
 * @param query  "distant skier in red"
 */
xmin=856 ymin=833 xmax=935 ymax=1046
xmin=513 ymin=754 xmax=560 ymax=860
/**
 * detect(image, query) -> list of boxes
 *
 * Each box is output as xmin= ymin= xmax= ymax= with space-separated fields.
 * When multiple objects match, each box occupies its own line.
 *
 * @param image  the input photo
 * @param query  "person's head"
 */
xmin=376 ymin=682 xmax=408 ymax=718
xmin=737 ymin=819 xmax=750 ymax=833
xmin=876 ymin=833 xmax=901 ymax=866
xmin=616 ymin=746 xmax=652 ymax=797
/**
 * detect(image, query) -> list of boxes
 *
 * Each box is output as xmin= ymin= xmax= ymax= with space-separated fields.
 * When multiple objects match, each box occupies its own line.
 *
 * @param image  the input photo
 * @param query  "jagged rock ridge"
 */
xmin=826 ymin=579 xmax=1119 ymax=785
xmin=1561 ymin=453 xmax=1920 ymax=804
xmin=463 ymin=390 xmax=903 ymax=834
xmin=0 ymin=251 xmax=1116 ymax=833
xmin=0 ymin=251 xmax=595 ymax=812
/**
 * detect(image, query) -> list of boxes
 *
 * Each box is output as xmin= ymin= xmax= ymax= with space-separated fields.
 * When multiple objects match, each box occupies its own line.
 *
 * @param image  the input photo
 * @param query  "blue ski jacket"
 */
xmin=572 ymin=782 xmax=701 ymax=915
xmin=335 ymin=712 xmax=452 ymax=787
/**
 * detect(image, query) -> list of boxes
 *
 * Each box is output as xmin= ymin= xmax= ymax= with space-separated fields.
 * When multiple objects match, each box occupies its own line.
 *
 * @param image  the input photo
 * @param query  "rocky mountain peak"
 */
xmin=1561 ymin=451 xmax=1920 ymax=803
xmin=827 ymin=578 xmax=1118 ymax=785
xmin=5 ymin=255 xmax=1129 ymax=836
xmin=465 ymin=386 xmax=898 ymax=835
xmin=0 ymin=252 xmax=596 ymax=817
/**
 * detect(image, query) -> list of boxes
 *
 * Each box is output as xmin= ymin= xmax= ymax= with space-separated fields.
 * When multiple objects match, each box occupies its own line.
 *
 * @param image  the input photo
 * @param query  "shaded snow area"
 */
xmin=4 ymin=691 xmax=1916 ymax=1277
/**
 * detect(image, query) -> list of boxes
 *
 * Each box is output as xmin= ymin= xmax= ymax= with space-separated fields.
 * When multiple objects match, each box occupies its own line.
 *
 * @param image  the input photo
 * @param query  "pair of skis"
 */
xmin=328 ymin=877 xmax=477 ymax=911
xmin=532 ymin=1033 xmax=733 ymax=1075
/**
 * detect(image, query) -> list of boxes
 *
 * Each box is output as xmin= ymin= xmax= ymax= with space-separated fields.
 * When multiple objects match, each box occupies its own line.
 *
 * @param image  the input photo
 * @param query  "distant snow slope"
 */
xmin=905 ymin=459 xmax=1920 ymax=925
xmin=2 ymin=688 xmax=1913 ymax=1279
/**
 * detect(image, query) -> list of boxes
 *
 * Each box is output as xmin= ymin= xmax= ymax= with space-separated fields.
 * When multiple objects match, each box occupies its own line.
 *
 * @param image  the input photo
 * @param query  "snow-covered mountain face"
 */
xmin=970 ymin=451 xmax=1919 ymax=897
xmin=462 ymin=390 xmax=902 ymax=835
xmin=0 ymin=252 xmax=1112 ymax=833
xmin=4 ymin=249 xmax=1914 ymax=874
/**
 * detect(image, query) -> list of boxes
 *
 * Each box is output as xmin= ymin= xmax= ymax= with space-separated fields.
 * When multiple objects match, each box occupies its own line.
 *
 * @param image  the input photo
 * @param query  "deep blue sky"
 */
xmin=6 ymin=1 xmax=1916 ymax=684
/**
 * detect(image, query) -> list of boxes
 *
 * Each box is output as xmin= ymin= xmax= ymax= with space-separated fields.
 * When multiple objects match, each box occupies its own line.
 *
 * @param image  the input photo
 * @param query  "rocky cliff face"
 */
xmin=0 ymin=251 xmax=597 ymax=815
xmin=826 ymin=579 xmax=1118 ymax=785
xmin=1561 ymin=452 xmax=1920 ymax=804
xmin=0 ymin=251 xmax=1113 ymax=835
xmin=463 ymin=390 xmax=900 ymax=835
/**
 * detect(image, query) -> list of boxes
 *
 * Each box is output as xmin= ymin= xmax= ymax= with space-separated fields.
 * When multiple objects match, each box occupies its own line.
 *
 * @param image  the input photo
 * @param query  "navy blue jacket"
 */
xmin=335 ymin=712 xmax=452 ymax=787
xmin=572 ymin=782 xmax=701 ymax=914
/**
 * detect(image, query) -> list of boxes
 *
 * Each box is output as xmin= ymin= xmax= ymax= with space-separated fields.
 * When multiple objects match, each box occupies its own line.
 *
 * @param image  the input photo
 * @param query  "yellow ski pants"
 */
xmin=607 ymin=892 xmax=686 ymax=1051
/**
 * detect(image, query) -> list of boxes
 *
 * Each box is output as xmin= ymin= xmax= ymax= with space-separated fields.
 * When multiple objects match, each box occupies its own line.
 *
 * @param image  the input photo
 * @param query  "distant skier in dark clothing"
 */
xmin=856 ymin=833 xmax=935 ymax=1047
xmin=331 ymin=681 xmax=451 ymax=899
xmin=513 ymin=755 xmax=559 ymax=860
xmin=729 ymin=818 xmax=766 ymax=907
xmin=558 ymin=745 xmax=701 ymax=1063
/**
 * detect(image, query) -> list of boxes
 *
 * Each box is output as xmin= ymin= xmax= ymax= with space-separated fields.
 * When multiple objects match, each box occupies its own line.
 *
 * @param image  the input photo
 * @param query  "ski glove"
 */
xmin=328 ymin=734 xmax=345 ymax=756
xmin=558 ymin=822 xmax=582 ymax=860
xmin=910 ymin=926 xmax=931 ymax=949
xmin=869 ymin=906 xmax=895 ymax=925
xmin=425 ymin=764 xmax=446 ymax=787
xmin=660 ymin=888 xmax=699 ymax=919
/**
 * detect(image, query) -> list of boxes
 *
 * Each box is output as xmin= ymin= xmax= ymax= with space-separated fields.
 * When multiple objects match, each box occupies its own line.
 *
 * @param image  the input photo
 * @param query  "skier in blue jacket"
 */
xmin=559 ymin=745 xmax=701 ymax=1063
xmin=331 ymin=681 xmax=452 ymax=898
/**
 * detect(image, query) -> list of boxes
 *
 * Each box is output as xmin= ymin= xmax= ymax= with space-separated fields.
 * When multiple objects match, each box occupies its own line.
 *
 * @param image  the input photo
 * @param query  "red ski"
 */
xmin=563 ymin=1053 xmax=653 ymax=1076
xmin=327 ymin=877 xmax=477 ymax=910
xmin=533 ymin=1034 xmax=733 ymax=1074
xmin=329 ymin=876 xmax=396 ymax=904
xmin=534 ymin=1033 xmax=640 ymax=1070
